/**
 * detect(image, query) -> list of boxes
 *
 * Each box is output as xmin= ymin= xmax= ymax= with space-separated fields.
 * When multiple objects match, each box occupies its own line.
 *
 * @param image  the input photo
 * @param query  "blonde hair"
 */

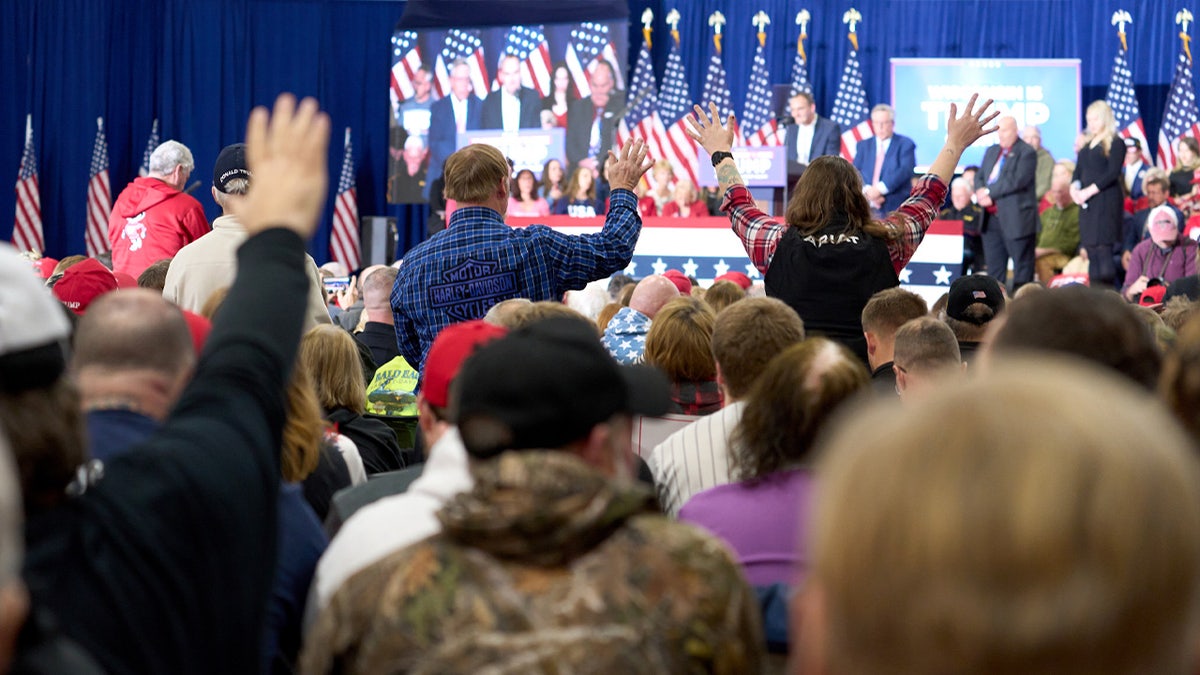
xmin=281 ymin=362 xmax=323 ymax=482
xmin=643 ymin=296 xmax=717 ymax=383
xmin=703 ymin=280 xmax=746 ymax=314
xmin=299 ymin=324 xmax=367 ymax=414
xmin=1087 ymin=100 xmax=1118 ymax=156
xmin=810 ymin=358 xmax=1200 ymax=675
xmin=443 ymin=143 xmax=509 ymax=204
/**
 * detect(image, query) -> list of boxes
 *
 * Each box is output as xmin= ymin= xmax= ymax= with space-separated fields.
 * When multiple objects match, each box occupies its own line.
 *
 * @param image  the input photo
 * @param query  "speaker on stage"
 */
xmin=360 ymin=216 xmax=398 ymax=266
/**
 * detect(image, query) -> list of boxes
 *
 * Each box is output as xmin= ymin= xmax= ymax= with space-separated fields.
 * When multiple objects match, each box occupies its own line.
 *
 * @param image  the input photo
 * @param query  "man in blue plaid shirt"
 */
xmin=391 ymin=140 xmax=652 ymax=373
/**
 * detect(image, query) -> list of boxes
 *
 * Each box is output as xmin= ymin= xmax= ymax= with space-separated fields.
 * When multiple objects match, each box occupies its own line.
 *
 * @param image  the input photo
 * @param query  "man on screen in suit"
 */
xmin=785 ymin=92 xmax=841 ymax=179
xmin=482 ymin=54 xmax=542 ymax=131
xmin=853 ymin=104 xmax=917 ymax=215
xmin=566 ymin=60 xmax=625 ymax=173
xmin=427 ymin=59 xmax=482 ymax=198
xmin=975 ymin=116 xmax=1038 ymax=289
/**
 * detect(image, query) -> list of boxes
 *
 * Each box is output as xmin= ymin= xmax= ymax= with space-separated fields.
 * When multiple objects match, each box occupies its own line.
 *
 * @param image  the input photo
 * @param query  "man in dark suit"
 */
xmin=853 ymin=104 xmax=917 ymax=215
xmin=427 ymin=59 xmax=481 ymax=198
xmin=481 ymin=54 xmax=542 ymax=131
xmin=566 ymin=61 xmax=625 ymax=173
xmin=785 ymin=92 xmax=841 ymax=179
xmin=1122 ymin=137 xmax=1149 ymax=203
xmin=975 ymin=116 xmax=1038 ymax=289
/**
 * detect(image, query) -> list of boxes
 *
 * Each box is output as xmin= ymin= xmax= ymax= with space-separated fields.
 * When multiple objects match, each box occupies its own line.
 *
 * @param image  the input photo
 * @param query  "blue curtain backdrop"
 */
xmin=0 ymin=0 xmax=1192 ymax=260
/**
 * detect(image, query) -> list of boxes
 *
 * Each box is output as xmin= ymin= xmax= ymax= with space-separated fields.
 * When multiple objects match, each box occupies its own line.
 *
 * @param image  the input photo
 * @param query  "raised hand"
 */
xmin=946 ymin=94 xmax=1000 ymax=152
xmin=684 ymin=103 xmax=736 ymax=155
xmin=606 ymin=138 xmax=653 ymax=192
xmin=233 ymin=94 xmax=331 ymax=239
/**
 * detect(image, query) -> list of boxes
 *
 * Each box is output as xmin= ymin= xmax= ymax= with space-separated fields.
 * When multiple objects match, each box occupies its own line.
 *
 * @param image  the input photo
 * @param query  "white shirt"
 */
xmin=450 ymin=95 xmax=469 ymax=132
xmin=307 ymin=428 xmax=471 ymax=621
xmin=1125 ymin=161 xmax=1144 ymax=193
xmin=874 ymin=136 xmax=893 ymax=192
xmin=645 ymin=401 xmax=744 ymax=516
xmin=501 ymin=90 xmax=520 ymax=132
xmin=795 ymin=119 xmax=816 ymax=165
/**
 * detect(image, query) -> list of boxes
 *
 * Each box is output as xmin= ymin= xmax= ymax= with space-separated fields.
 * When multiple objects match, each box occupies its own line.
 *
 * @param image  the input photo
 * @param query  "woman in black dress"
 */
xmin=1071 ymin=100 xmax=1125 ymax=287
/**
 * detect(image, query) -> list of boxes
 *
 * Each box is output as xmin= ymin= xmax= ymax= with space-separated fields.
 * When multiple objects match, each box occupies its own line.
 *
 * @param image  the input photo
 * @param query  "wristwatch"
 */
xmin=710 ymin=151 xmax=734 ymax=167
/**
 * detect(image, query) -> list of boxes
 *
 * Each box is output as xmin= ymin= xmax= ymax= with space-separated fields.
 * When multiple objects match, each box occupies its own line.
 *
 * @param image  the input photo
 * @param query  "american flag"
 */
xmin=702 ymin=48 xmax=734 ymax=128
xmin=1105 ymin=48 xmax=1150 ymax=165
xmin=565 ymin=22 xmax=624 ymax=98
xmin=790 ymin=48 xmax=813 ymax=98
xmin=496 ymin=25 xmax=552 ymax=97
xmin=391 ymin=30 xmax=424 ymax=118
xmin=658 ymin=37 xmax=700 ymax=188
xmin=617 ymin=42 xmax=668 ymax=172
xmin=13 ymin=114 xmax=42 ymax=254
xmin=330 ymin=128 xmax=361 ymax=271
xmin=743 ymin=41 xmax=781 ymax=147
xmin=85 ymin=117 xmax=112 ymax=258
xmin=1157 ymin=50 xmax=1200 ymax=170
xmin=829 ymin=49 xmax=873 ymax=161
xmin=434 ymin=29 xmax=488 ymax=102
xmin=138 ymin=119 xmax=160 ymax=177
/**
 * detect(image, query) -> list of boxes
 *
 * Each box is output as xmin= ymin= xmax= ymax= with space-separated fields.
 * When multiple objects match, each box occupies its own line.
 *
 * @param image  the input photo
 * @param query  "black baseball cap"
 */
xmin=213 ymin=143 xmax=251 ymax=193
xmin=946 ymin=274 xmax=1005 ymax=325
xmin=454 ymin=317 xmax=670 ymax=459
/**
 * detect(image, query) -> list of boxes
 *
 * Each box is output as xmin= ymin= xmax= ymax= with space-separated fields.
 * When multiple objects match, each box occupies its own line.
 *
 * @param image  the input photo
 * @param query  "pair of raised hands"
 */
xmin=683 ymin=95 xmax=1001 ymax=159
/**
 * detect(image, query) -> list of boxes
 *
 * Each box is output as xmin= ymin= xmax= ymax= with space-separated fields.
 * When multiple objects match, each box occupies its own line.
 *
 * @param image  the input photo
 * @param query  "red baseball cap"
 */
xmin=52 ymin=258 xmax=118 ymax=315
xmin=33 ymin=257 xmax=58 ymax=280
xmin=713 ymin=270 xmax=752 ymax=290
xmin=422 ymin=320 xmax=507 ymax=408
xmin=662 ymin=269 xmax=692 ymax=294
xmin=180 ymin=310 xmax=212 ymax=356
xmin=1139 ymin=283 xmax=1167 ymax=307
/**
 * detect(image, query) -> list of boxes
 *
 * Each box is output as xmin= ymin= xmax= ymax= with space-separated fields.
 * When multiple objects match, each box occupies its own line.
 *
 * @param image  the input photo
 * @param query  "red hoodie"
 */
xmin=107 ymin=176 xmax=210 ymax=277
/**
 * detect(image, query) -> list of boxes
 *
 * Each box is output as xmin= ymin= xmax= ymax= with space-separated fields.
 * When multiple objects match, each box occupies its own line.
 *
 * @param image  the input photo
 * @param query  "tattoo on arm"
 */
xmin=715 ymin=160 xmax=744 ymax=196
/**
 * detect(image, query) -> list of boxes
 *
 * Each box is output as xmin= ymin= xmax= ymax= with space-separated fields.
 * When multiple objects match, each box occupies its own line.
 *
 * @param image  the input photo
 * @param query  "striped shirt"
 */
xmin=645 ymin=401 xmax=745 ymax=517
xmin=722 ymin=174 xmax=949 ymax=276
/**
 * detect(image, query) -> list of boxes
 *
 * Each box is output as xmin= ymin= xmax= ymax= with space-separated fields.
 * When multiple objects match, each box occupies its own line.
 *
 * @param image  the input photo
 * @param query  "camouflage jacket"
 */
xmin=301 ymin=450 xmax=765 ymax=674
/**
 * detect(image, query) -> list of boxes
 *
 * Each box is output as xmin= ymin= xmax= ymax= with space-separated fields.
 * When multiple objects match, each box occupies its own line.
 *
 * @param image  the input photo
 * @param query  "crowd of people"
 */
xmin=5 ymin=87 xmax=1200 ymax=675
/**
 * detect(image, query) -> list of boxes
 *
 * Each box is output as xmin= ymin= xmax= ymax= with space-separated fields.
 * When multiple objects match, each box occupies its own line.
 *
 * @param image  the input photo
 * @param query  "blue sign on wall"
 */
xmin=891 ymin=59 xmax=1082 ymax=171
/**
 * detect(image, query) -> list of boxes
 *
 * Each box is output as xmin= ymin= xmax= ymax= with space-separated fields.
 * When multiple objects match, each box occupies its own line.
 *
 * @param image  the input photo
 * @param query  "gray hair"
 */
xmin=148 ymin=140 xmax=195 ymax=176
xmin=950 ymin=177 xmax=970 ymax=191
xmin=870 ymin=103 xmax=895 ymax=119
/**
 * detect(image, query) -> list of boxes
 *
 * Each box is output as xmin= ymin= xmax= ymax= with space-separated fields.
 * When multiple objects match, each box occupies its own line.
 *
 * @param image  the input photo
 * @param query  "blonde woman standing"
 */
xmin=1071 ymin=100 xmax=1125 ymax=287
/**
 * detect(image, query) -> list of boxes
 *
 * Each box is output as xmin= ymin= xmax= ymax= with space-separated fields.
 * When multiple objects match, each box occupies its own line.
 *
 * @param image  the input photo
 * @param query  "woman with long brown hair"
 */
xmin=686 ymin=95 xmax=997 ymax=363
xmin=677 ymin=338 xmax=868 ymax=586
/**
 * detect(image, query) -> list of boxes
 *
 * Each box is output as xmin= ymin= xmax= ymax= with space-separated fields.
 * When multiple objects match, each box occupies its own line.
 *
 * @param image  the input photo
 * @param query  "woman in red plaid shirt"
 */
xmin=685 ymin=94 xmax=998 ymax=363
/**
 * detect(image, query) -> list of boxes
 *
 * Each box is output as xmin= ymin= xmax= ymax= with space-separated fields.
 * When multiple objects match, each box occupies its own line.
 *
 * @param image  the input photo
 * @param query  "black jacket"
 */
xmin=23 ymin=229 xmax=308 ymax=675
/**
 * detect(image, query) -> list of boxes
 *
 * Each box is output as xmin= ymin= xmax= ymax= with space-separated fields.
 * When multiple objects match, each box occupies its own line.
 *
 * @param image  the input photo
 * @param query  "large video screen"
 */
xmin=388 ymin=22 xmax=628 ymax=204
xmin=891 ymin=58 xmax=1082 ymax=172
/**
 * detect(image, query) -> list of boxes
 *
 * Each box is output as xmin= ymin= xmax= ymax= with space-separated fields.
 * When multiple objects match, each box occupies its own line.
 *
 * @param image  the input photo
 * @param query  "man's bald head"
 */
xmin=629 ymin=275 xmax=680 ymax=319
xmin=998 ymin=116 xmax=1019 ymax=150
xmin=72 ymin=289 xmax=195 ymax=377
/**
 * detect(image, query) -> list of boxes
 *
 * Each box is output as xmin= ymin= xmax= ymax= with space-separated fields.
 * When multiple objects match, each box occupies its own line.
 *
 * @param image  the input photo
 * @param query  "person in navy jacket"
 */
xmin=481 ymin=54 xmax=542 ymax=131
xmin=427 ymin=59 xmax=482 ymax=198
xmin=785 ymin=92 xmax=841 ymax=178
xmin=853 ymin=104 xmax=917 ymax=215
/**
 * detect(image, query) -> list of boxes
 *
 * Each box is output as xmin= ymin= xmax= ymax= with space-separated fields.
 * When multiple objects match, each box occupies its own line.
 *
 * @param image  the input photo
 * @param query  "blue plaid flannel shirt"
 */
xmin=392 ymin=189 xmax=641 ymax=372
